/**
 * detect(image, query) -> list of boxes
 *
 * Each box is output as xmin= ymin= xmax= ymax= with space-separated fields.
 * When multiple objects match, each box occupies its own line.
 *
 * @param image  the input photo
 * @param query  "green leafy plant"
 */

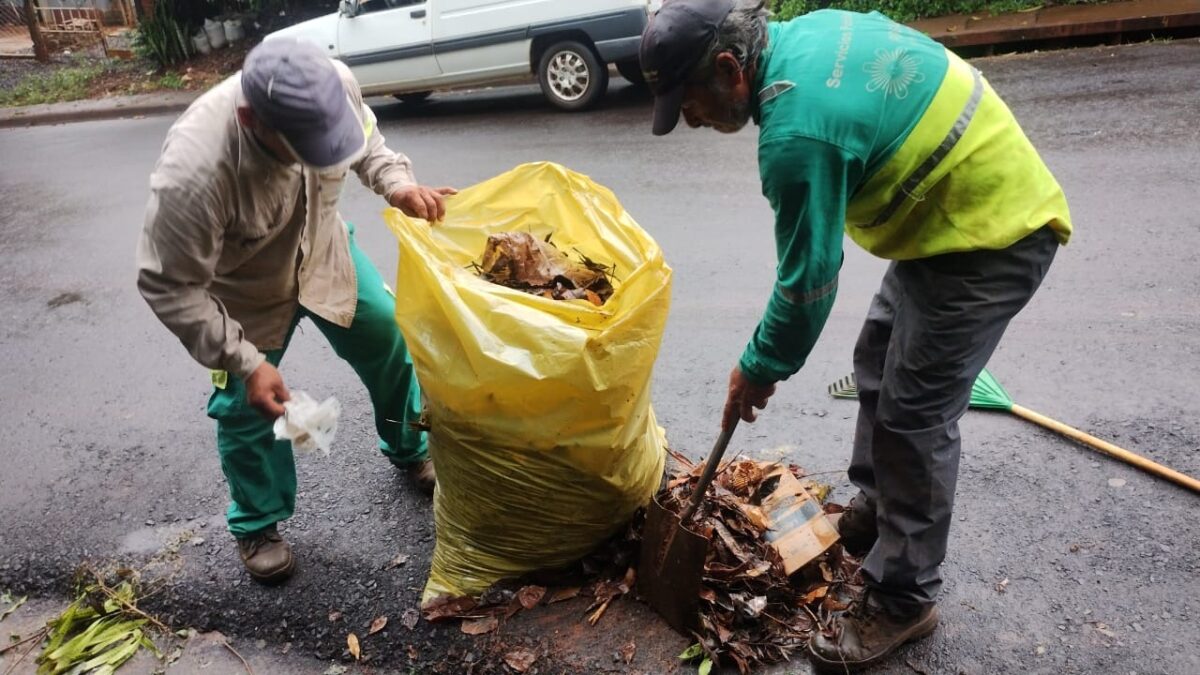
xmin=157 ymin=72 xmax=186 ymax=89
xmin=134 ymin=0 xmax=191 ymax=68
xmin=771 ymin=0 xmax=1109 ymax=23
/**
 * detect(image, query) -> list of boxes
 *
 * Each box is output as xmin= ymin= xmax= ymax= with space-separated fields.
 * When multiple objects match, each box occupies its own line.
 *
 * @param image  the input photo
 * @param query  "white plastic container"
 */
xmin=223 ymin=18 xmax=245 ymax=43
xmin=191 ymin=31 xmax=212 ymax=55
xmin=204 ymin=19 xmax=226 ymax=49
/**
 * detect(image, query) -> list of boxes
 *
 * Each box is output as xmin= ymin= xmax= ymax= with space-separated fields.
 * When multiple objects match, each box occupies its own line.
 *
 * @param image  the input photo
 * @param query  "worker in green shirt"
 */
xmin=641 ymin=0 xmax=1071 ymax=670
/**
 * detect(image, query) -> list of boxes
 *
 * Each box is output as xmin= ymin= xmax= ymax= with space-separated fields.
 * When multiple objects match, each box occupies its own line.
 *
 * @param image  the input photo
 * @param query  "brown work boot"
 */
xmin=236 ymin=525 xmax=295 ymax=585
xmin=402 ymin=458 xmax=436 ymax=496
xmin=808 ymin=593 xmax=939 ymax=672
xmin=833 ymin=492 xmax=878 ymax=557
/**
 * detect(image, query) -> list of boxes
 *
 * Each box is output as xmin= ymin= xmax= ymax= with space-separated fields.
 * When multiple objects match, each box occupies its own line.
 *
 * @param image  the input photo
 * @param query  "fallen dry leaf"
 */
xmin=734 ymin=502 xmax=770 ymax=531
xmin=461 ymin=616 xmax=499 ymax=635
xmin=422 ymin=596 xmax=478 ymax=622
xmin=517 ymin=585 xmax=546 ymax=609
xmin=384 ymin=553 xmax=410 ymax=570
xmin=801 ymin=585 xmax=829 ymax=604
xmin=743 ymin=560 xmax=772 ymax=578
xmin=587 ymin=597 xmax=614 ymax=626
xmin=546 ymin=586 xmax=581 ymax=604
xmin=619 ymin=641 xmax=636 ymax=665
xmin=368 ymin=616 xmax=387 ymax=636
xmin=347 ymin=633 xmax=360 ymax=660
xmin=503 ymin=648 xmax=538 ymax=673
xmin=406 ymin=644 xmax=418 ymax=661
xmin=401 ymin=608 xmax=420 ymax=630
xmin=822 ymin=595 xmax=850 ymax=612
xmin=328 ymin=610 xmax=343 ymax=623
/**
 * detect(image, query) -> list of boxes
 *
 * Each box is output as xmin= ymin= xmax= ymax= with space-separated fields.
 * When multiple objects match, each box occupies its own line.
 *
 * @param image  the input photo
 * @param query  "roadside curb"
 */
xmin=0 ymin=91 xmax=199 ymax=129
xmin=912 ymin=0 xmax=1200 ymax=49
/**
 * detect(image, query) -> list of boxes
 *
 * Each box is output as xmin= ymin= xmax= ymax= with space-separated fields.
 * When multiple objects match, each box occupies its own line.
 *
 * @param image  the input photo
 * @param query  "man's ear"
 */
xmin=714 ymin=52 xmax=745 ymax=86
xmin=235 ymin=105 xmax=258 ymax=130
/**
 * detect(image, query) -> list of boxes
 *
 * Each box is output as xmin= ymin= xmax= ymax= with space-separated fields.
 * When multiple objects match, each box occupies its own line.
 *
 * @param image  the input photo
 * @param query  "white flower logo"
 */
xmin=864 ymin=48 xmax=925 ymax=99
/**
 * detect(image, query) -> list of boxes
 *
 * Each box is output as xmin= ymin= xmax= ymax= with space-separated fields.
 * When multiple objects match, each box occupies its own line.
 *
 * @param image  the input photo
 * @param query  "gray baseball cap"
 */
xmin=241 ymin=37 xmax=365 ymax=169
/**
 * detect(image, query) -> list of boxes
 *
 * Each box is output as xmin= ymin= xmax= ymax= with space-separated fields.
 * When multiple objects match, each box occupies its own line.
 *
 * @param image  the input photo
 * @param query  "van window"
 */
xmin=359 ymin=0 xmax=426 ymax=13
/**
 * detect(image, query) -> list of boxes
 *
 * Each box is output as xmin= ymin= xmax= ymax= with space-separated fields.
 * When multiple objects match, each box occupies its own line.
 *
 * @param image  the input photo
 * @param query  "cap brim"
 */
xmin=280 ymin=95 xmax=366 ymax=170
xmin=652 ymin=84 xmax=686 ymax=136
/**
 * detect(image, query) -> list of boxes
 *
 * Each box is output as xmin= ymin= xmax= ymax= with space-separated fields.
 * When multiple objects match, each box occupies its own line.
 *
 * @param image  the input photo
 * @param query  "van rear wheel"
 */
xmin=537 ymin=40 xmax=607 ymax=111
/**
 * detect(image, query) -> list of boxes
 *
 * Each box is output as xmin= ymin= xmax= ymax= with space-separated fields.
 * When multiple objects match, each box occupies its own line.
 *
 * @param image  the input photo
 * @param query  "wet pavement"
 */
xmin=1 ymin=39 xmax=1199 ymax=674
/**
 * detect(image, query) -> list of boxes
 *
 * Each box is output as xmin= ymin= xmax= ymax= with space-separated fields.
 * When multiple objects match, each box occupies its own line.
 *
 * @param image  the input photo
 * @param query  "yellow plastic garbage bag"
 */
xmin=386 ymin=162 xmax=672 ymax=602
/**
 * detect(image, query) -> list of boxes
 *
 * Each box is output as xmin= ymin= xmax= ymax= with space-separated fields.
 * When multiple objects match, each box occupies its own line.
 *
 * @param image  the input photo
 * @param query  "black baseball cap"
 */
xmin=640 ymin=0 xmax=736 ymax=136
xmin=242 ymin=37 xmax=365 ymax=169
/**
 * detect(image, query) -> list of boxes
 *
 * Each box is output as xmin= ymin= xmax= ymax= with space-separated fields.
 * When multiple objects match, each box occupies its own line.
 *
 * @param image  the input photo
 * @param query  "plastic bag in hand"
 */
xmin=272 ymin=391 xmax=341 ymax=455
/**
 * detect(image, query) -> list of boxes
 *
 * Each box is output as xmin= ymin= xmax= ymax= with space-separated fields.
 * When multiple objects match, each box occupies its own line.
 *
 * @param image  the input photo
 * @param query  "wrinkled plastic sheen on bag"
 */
xmin=386 ymin=163 xmax=671 ymax=602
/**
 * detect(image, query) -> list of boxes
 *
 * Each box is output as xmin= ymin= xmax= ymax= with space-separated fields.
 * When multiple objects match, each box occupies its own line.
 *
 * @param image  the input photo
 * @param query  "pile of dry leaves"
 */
xmin=420 ymin=453 xmax=862 ymax=674
xmin=656 ymin=453 xmax=863 ymax=673
xmin=473 ymin=232 xmax=615 ymax=305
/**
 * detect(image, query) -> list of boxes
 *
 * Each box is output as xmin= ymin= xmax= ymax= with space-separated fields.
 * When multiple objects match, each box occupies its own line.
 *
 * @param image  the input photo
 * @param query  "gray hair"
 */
xmin=689 ymin=0 xmax=770 ymax=82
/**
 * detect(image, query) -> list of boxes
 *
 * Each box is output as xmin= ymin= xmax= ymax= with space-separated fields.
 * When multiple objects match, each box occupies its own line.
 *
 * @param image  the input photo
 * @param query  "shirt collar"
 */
xmin=750 ymin=23 xmax=779 ymax=127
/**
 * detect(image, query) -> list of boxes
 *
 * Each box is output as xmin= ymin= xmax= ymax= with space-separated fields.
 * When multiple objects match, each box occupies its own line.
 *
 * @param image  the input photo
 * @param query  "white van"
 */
xmin=269 ymin=0 xmax=661 ymax=111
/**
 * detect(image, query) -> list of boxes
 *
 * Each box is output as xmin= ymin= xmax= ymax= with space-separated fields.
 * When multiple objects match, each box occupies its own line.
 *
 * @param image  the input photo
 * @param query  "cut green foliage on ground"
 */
xmin=771 ymin=0 xmax=1109 ymax=22
xmin=1 ymin=591 xmax=27 ymax=623
xmin=0 ymin=63 xmax=103 ymax=107
xmin=0 ymin=568 xmax=167 ymax=675
xmin=35 ymin=569 xmax=163 ymax=675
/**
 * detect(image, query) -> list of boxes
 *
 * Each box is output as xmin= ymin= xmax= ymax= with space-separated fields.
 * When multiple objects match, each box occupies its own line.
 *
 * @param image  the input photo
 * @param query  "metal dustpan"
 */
xmin=638 ymin=418 xmax=841 ymax=634
xmin=637 ymin=421 xmax=738 ymax=633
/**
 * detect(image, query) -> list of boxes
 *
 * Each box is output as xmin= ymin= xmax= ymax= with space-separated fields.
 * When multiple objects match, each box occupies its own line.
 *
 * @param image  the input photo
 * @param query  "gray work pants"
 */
xmin=849 ymin=226 xmax=1059 ymax=611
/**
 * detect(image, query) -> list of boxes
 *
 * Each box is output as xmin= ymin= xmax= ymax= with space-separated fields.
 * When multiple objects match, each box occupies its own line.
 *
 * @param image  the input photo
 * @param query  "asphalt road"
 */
xmin=2 ymin=39 xmax=1199 ymax=674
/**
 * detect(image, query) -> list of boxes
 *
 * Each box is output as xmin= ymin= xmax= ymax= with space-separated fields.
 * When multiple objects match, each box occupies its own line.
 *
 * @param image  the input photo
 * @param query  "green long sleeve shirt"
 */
xmin=738 ymin=11 xmax=947 ymax=383
xmin=738 ymin=137 xmax=861 ymax=383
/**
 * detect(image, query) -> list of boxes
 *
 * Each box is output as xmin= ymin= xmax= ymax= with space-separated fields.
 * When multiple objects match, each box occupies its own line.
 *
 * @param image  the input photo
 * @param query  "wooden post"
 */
xmin=22 ymin=0 xmax=49 ymax=63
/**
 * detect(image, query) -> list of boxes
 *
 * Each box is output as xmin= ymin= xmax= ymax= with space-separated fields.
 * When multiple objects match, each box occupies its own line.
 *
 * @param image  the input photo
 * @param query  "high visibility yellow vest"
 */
xmin=844 ymin=52 xmax=1072 ymax=259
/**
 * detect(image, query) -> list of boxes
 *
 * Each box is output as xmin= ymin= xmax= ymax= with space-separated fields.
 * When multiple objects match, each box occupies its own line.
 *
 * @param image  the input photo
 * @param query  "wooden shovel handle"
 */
xmin=1010 ymin=404 xmax=1200 ymax=494
xmin=680 ymin=418 xmax=739 ymax=523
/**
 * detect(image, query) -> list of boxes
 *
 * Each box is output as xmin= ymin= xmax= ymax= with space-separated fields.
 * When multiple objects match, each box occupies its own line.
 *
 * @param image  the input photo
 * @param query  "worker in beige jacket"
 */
xmin=137 ymin=38 xmax=452 ymax=584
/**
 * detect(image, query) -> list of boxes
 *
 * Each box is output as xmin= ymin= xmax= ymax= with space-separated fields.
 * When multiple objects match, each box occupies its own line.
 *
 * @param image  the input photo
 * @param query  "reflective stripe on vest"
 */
xmin=865 ymin=67 xmax=984 ymax=229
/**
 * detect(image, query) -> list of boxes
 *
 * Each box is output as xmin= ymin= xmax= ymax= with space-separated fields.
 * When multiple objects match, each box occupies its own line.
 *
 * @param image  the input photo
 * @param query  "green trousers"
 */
xmin=207 ymin=231 xmax=426 ymax=537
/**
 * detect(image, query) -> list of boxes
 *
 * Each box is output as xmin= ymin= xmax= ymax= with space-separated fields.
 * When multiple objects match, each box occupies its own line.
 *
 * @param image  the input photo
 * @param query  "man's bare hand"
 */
xmin=722 ymin=366 xmax=777 ymax=431
xmin=387 ymin=185 xmax=457 ymax=222
xmin=246 ymin=362 xmax=290 ymax=420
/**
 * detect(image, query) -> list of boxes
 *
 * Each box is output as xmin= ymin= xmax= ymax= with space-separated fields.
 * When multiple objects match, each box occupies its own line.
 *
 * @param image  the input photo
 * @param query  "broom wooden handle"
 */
xmin=1009 ymin=404 xmax=1200 ymax=494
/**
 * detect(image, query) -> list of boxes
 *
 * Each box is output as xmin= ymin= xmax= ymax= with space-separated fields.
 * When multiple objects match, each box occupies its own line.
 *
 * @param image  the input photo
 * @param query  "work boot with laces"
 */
xmin=808 ymin=591 xmax=939 ymax=672
xmin=833 ymin=492 xmax=878 ymax=557
xmin=399 ymin=458 xmax=436 ymax=496
xmin=236 ymin=525 xmax=295 ymax=585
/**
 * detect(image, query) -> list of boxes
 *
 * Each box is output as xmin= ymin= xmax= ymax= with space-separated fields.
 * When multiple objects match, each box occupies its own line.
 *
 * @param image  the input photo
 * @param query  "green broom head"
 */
xmin=967 ymin=368 xmax=1014 ymax=411
xmin=828 ymin=374 xmax=859 ymax=400
xmin=828 ymin=368 xmax=1015 ymax=411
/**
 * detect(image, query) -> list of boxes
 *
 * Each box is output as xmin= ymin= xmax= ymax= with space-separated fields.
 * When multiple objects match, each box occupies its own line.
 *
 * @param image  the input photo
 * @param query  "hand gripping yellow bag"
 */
xmin=385 ymin=163 xmax=671 ymax=602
